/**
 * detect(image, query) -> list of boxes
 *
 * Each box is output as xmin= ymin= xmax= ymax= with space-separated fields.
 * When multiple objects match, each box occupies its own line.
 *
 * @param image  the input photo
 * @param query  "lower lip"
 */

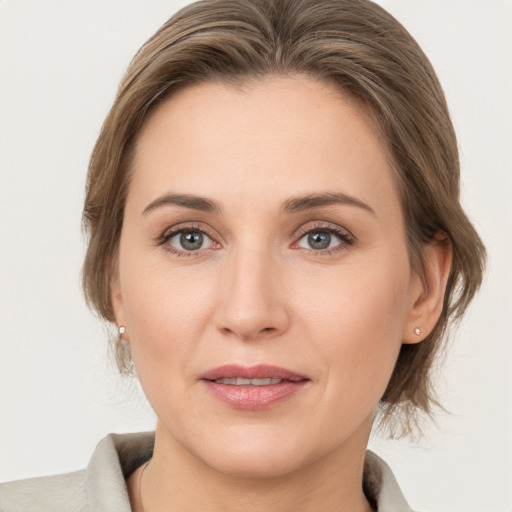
xmin=202 ymin=380 xmax=309 ymax=410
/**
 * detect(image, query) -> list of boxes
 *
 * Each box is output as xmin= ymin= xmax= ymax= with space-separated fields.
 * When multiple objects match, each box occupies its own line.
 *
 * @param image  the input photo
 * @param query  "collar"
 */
xmin=85 ymin=432 xmax=414 ymax=511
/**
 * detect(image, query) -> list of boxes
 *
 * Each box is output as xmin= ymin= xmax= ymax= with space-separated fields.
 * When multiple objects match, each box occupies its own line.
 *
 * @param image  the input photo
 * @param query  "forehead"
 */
xmin=129 ymin=76 xmax=400 ymax=222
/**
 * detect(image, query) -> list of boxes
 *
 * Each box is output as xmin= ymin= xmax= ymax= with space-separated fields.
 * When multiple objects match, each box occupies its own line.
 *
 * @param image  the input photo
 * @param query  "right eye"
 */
xmin=167 ymin=230 xmax=215 ymax=252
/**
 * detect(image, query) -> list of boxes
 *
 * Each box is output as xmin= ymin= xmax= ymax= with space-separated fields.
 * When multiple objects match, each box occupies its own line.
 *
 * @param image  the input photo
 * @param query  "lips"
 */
xmin=200 ymin=365 xmax=309 ymax=410
xmin=201 ymin=364 xmax=307 ymax=380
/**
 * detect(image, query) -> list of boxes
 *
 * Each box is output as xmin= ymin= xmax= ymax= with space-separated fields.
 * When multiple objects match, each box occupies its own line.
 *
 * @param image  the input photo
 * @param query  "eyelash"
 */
xmin=156 ymin=221 xmax=355 ymax=257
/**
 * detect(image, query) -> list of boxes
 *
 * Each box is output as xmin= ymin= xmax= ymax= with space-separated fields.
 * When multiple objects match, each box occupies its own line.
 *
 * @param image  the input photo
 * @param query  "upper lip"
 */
xmin=200 ymin=364 xmax=308 ymax=382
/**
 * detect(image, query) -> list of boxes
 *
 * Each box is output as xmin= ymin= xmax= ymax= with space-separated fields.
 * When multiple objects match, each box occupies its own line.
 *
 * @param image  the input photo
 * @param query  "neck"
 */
xmin=131 ymin=420 xmax=374 ymax=512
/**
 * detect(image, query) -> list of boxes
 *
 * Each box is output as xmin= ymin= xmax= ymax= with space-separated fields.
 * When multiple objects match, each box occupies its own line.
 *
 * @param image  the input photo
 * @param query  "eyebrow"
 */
xmin=142 ymin=193 xmax=221 ymax=215
xmin=282 ymin=192 xmax=376 ymax=216
xmin=141 ymin=191 xmax=375 ymax=217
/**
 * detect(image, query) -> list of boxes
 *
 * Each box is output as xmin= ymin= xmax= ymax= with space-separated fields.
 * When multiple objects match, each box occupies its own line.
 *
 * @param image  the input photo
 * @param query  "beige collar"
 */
xmin=86 ymin=432 xmax=415 ymax=512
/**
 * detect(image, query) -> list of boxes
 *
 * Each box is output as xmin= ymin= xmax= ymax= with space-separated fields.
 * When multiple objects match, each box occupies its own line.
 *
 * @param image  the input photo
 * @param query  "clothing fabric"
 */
xmin=0 ymin=432 xmax=415 ymax=511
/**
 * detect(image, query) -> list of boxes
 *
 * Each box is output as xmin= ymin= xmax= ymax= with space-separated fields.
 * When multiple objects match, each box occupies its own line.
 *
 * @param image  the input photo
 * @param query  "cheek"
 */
xmin=118 ymin=245 xmax=216 ymax=371
xmin=119 ymin=265 xmax=218 ymax=421
xmin=295 ymin=257 xmax=411 ymax=400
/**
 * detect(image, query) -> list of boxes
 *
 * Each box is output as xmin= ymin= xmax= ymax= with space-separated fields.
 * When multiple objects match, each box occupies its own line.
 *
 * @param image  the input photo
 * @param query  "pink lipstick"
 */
xmin=200 ymin=365 xmax=309 ymax=410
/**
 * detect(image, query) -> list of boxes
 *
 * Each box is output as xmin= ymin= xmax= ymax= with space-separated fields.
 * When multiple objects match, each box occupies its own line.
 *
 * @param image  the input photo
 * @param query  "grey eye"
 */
xmin=169 ymin=231 xmax=213 ymax=251
xmin=298 ymin=230 xmax=340 ymax=251
xmin=308 ymin=232 xmax=331 ymax=250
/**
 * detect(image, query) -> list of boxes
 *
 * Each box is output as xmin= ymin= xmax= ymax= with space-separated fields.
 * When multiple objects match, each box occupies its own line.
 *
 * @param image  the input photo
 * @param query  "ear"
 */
xmin=402 ymin=233 xmax=452 ymax=344
xmin=110 ymin=256 xmax=130 ymax=343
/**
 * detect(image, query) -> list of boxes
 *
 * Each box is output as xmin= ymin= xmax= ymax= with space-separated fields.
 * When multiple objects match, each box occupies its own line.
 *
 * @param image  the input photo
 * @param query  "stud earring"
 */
xmin=414 ymin=327 xmax=421 ymax=336
xmin=118 ymin=325 xmax=126 ymax=335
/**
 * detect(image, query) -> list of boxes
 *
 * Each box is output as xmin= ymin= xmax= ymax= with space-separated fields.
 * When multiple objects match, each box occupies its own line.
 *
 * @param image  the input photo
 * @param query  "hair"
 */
xmin=82 ymin=0 xmax=486 ymax=437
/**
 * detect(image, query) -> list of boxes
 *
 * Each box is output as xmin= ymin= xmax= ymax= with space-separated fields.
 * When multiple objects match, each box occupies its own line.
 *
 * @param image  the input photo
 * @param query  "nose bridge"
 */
xmin=215 ymin=241 xmax=289 ymax=340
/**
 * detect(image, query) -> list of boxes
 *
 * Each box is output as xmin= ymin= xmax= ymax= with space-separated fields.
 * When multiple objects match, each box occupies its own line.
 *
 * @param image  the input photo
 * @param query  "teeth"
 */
xmin=251 ymin=378 xmax=281 ymax=386
xmin=214 ymin=377 xmax=282 ymax=386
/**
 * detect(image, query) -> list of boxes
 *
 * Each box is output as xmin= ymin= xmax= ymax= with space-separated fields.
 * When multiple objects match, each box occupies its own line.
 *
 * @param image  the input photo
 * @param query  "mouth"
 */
xmin=213 ymin=377 xmax=288 ymax=385
xmin=200 ymin=365 xmax=310 ymax=410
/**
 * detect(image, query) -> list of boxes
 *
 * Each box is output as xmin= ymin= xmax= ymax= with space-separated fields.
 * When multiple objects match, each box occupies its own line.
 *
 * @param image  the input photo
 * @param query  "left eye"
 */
xmin=168 ymin=230 xmax=214 ymax=251
xmin=297 ymin=230 xmax=342 ymax=251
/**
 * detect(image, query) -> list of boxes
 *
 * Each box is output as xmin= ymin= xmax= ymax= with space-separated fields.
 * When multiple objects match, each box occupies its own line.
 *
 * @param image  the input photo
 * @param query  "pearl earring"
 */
xmin=118 ymin=326 xmax=126 ymax=335
xmin=414 ymin=327 xmax=421 ymax=336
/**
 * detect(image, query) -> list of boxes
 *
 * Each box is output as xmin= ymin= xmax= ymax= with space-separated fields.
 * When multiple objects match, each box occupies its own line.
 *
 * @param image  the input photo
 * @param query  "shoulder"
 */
xmin=0 ymin=470 xmax=87 ymax=512
xmin=0 ymin=432 xmax=154 ymax=512
xmin=365 ymin=450 xmax=419 ymax=512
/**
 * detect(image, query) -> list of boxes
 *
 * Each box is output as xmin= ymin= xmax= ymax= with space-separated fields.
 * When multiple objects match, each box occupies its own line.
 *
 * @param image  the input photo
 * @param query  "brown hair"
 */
xmin=82 ymin=0 xmax=486 ymax=436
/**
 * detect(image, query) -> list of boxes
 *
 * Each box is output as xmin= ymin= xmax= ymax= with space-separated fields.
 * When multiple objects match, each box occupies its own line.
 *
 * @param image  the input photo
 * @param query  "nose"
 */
xmin=214 ymin=247 xmax=290 ymax=341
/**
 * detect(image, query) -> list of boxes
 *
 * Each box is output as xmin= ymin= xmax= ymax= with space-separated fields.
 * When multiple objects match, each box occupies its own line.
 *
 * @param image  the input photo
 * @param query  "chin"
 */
xmin=205 ymin=445 xmax=308 ymax=479
xmin=188 ymin=424 xmax=321 ymax=479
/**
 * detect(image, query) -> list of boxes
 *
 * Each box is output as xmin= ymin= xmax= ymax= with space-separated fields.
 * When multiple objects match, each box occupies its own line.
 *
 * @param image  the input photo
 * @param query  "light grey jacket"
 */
xmin=0 ymin=432 xmax=415 ymax=511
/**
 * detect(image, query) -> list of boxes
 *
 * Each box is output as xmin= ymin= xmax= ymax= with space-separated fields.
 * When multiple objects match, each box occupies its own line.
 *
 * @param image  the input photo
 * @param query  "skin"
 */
xmin=113 ymin=76 xmax=451 ymax=512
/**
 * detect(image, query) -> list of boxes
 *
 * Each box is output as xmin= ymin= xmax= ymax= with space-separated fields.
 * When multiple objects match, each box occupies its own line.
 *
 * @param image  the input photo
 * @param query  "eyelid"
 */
xmin=293 ymin=220 xmax=354 ymax=240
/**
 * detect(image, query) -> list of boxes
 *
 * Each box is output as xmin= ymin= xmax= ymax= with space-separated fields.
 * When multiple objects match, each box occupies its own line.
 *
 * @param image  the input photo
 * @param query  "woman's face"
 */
xmin=113 ymin=77 xmax=423 ymax=476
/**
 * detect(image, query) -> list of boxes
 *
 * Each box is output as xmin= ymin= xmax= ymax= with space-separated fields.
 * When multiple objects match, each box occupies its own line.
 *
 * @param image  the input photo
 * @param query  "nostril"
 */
xmin=215 ymin=303 xmax=290 ymax=340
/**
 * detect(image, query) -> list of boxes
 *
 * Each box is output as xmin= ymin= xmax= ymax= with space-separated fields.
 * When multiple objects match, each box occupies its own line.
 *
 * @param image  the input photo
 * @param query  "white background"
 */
xmin=0 ymin=1 xmax=511 ymax=510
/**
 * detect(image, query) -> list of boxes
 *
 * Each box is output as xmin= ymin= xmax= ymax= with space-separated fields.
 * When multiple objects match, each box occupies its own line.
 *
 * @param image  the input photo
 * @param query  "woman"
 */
xmin=0 ymin=0 xmax=488 ymax=510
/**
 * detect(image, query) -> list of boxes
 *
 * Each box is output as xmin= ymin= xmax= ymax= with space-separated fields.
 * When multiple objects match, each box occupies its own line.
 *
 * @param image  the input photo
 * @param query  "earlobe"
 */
xmin=117 ymin=324 xmax=129 ymax=343
xmin=110 ymin=260 xmax=129 ymax=342
xmin=403 ymin=234 xmax=452 ymax=344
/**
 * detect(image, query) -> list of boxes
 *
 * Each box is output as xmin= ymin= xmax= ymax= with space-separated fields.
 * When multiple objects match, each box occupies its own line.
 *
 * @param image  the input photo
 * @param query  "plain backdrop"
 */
xmin=0 ymin=1 xmax=511 ymax=510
